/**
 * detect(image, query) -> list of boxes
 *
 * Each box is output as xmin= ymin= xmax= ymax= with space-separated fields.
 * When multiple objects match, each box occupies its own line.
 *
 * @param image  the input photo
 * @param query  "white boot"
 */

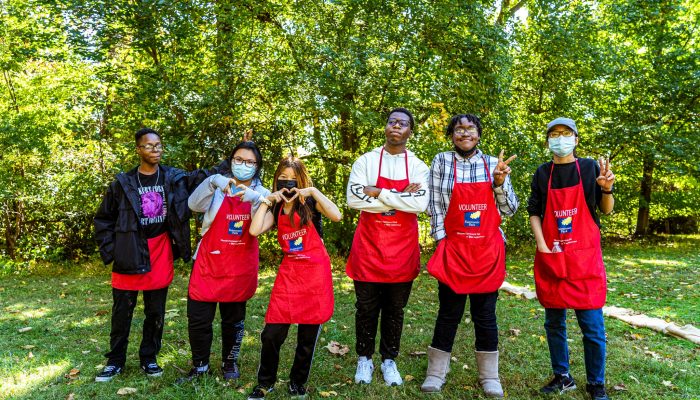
xmin=421 ymin=346 xmax=451 ymax=392
xmin=476 ymin=351 xmax=504 ymax=398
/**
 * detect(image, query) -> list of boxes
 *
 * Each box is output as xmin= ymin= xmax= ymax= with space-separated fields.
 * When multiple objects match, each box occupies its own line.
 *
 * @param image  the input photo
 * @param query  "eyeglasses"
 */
xmin=387 ymin=119 xmax=410 ymax=128
xmin=233 ymin=157 xmax=257 ymax=168
xmin=548 ymin=130 xmax=575 ymax=138
xmin=137 ymin=144 xmax=164 ymax=152
xmin=454 ymin=127 xmax=479 ymax=136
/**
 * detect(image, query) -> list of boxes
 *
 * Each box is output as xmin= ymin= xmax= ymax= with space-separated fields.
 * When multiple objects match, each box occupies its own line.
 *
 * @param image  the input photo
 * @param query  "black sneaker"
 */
xmin=141 ymin=362 xmax=163 ymax=377
xmin=222 ymin=361 xmax=240 ymax=380
xmin=175 ymin=367 xmax=211 ymax=384
xmin=540 ymin=373 xmax=577 ymax=394
xmin=95 ymin=365 xmax=123 ymax=382
xmin=586 ymin=383 xmax=609 ymax=400
xmin=247 ymin=384 xmax=274 ymax=399
xmin=288 ymin=381 xmax=307 ymax=398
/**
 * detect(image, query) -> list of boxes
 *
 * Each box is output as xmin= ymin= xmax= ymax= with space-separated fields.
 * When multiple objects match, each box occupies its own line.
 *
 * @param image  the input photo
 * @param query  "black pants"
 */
xmin=105 ymin=286 xmax=168 ymax=367
xmin=187 ymin=298 xmax=246 ymax=367
xmin=430 ymin=282 xmax=499 ymax=352
xmin=257 ymin=323 xmax=322 ymax=387
xmin=353 ymin=280 xmax=413 ymax=360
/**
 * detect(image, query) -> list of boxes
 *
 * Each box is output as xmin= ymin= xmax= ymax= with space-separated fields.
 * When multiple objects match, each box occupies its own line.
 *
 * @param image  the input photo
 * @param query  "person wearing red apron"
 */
xmin=345 ymin=108 xmax=429 ymax=386
xmin=94 ymin=128 xmax=226 ymax=382
xmin=247 ymin=155 xmax=342 ymax=400
xmin=421 ymin=114 xmax=518 ymax=398
xmin=178 ymin=140 xmax=270 ymax=383
xmin=529 ymin=117 xmax=615 ymax=400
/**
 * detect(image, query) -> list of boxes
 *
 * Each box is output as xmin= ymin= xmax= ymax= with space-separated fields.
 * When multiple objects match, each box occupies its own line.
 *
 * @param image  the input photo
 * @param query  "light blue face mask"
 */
xmin=548 ymin=136 xmax=576 ymax=157
xmin=232 ymin=164 xmax=256 ymax=181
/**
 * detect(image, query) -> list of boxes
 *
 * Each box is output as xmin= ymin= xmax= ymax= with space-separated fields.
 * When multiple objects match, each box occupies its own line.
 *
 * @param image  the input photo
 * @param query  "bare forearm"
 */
xmin=311 ymin=188 xmax=342 ymax=222
xmin=529 ymin=215 xmax=549 ymax=252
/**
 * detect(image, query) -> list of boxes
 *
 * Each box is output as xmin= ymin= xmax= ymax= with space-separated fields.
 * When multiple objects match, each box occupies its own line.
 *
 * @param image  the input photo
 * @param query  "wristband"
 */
xmin=602 ymin=188 xmax=613 ymax=195
xmin=260 ymin=197 xmax=273 ymax=207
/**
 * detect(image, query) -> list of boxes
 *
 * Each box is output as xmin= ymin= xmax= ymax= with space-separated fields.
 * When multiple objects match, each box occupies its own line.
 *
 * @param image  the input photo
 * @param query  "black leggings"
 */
xmin=430 ymin=282 xmax=499 ymax=352
xmin=257 ymin=323 xmax=322 ymax=386
xmin=187 ymin=298 xmax=246 ymax=366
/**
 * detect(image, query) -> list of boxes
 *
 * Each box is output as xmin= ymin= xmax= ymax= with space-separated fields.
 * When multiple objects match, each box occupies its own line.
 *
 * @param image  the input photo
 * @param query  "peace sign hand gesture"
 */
xmin=596 ymin=157 xmax=615 ymax=191
xmin=493 ymin=149 xmax=517 ymax=187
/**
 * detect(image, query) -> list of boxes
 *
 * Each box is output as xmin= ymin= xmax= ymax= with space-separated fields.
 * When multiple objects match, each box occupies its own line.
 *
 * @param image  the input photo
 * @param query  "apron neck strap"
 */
xmin=548 ymin=158 xmax=581 ymax=190
xmin=452 ymin=153 xmax=491 ymax=185
xmin=379 ymin=147 xmax=409 ymax=180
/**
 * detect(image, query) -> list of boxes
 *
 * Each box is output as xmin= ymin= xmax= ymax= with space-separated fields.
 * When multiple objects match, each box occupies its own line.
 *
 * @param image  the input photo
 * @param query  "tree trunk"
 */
xmin=634 ymin=153 xmax=654 ymax=236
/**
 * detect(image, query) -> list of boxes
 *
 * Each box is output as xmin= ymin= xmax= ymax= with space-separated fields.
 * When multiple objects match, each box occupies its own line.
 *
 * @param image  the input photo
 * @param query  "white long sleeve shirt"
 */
xmin=346 ymin=147 xmax=429 ymax=214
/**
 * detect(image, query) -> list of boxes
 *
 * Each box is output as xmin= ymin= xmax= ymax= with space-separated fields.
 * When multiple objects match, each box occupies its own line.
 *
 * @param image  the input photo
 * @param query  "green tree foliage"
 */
xmin=0 ymin=0 xmax=698 ymax=261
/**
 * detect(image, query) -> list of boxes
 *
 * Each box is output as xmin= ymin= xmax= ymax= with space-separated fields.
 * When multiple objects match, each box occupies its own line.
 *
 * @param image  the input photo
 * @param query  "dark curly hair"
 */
xmin=445 ymin=114 xmax=482 ymax=139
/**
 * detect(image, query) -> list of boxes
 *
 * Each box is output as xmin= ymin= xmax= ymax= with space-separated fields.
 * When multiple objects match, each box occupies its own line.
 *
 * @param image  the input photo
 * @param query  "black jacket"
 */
xmin=94 ymin=162 xmax=226 ymax=274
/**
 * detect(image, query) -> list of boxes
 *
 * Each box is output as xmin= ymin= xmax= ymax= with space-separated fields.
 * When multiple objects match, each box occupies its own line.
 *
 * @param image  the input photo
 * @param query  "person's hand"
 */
xmin=292 ymin=187 xmax=317 ymax=204
xmin=233 ymin=184 xmax=248 ymax=199
xmin=222 ymin=178 xmax=237 ymax=195
xmin=267 ymin=191 xmax=286 ymax=204
xmin=493 ymin=150 xmax=516 ymax=187
xmin=538 ymin=244 xmax=552 ymax=253
xmin=596 ymin=157 xmax=615 ymax=191
xmin=363 ymin=185 xmax=382 ymax=198
xmin=403 ymin=183 xmax=421 ymax=193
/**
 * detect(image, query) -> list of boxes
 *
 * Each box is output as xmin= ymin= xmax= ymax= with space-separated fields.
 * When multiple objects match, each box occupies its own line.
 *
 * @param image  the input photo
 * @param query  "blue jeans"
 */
xmin=544 ymin=308 xmax=606 ymax=385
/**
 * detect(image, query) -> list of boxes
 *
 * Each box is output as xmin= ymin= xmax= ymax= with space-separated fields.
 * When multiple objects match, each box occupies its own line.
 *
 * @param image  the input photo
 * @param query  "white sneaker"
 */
xmin=381 ymin=359 xmax=403 ymax=386
xmin=354 ymin=356 xmax=374 ymax=384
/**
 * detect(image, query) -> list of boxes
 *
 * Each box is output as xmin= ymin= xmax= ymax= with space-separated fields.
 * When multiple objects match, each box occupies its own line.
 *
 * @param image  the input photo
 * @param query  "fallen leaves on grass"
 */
xmin=404 ymin=375 xmax=414 ymax=382
xmin=18 ymin=327 xmax=32 ymax=333
xmin=325 ymin=341 xmax=349 ymax=356
xmin=117 ymin=387 xmax=138 ymax=395
xmin=22 ymin=345 xmax=35 ymax=349
xmin=509 ymin=328 xmax=521 ymax=337
xmin=409 ymin=351 xmax=426 ymax=356
xmin=613 ymin=383 xmax=627 ymax=391
xmin=318 ymin=390 xmax=338 ymax=397
xmin=95 ymin=310 xmax=109 ymax=316
xmin=65 ymin=368 xmax=80 ymax=380
xmin=625 ymin=332 xmax=643 ymax=341
xmin=66 ymin=394 xmax=75 ymax=400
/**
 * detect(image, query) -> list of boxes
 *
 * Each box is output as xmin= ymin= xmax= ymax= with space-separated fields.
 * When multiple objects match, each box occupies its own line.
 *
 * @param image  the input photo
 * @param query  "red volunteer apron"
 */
xmin=188 ymin=195 xmax=259 ymax=302
xmin=346 ymin=148 xmax=420 ymax=283
xmin=265 ymin=206 xmax=334 ymax=324
xmin=533 ymin=160 xmax=606 ymax=309
xmin=112 ymin=232 xmax=174 ymax=291
xmin=427 ymin=157 xmax=506 ymax=294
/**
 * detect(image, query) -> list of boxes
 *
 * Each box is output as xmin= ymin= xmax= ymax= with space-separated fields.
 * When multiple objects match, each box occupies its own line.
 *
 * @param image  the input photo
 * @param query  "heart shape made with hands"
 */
xmin=280 ymin=187 xmax=300 ymax=203
xmin=225 ymin=182 xmax=246 ymax=197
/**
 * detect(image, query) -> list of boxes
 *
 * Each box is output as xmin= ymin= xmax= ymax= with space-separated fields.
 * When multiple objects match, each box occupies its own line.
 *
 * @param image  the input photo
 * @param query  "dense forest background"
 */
xmin=1 ymin=0 xmax=698 ymax=263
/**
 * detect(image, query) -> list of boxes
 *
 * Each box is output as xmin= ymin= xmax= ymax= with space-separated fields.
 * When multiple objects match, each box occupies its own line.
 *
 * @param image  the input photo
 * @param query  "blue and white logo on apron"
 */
xmin=228 ymin=220 xmax=244 ymax=236
xmin=464 ymin=211 xmax=481 ymax=227
xmin=557 ymin=216 xmax=573 ymax=234
xmin=289 ymin=237 xmax=304 ymax=252
xmin=381 ymin=209 xmax=396 ymax=216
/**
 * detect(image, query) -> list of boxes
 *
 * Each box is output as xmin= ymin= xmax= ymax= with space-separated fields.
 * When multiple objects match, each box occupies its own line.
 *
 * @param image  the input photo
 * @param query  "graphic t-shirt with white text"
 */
xmin=138 ymin=170 xmax=167 ymax=239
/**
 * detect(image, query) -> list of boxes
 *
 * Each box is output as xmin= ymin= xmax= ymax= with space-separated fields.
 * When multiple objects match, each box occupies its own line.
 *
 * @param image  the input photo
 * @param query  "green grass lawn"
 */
xmin=1 ymin=236 xmax=698 ymax=399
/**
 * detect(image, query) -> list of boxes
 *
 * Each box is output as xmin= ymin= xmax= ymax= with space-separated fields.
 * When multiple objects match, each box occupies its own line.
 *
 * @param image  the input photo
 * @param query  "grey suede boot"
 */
xmin=420 ymin=346 xmax=451 ymax=392
xmin=476 ymin=351 xmax=504 ymax=398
